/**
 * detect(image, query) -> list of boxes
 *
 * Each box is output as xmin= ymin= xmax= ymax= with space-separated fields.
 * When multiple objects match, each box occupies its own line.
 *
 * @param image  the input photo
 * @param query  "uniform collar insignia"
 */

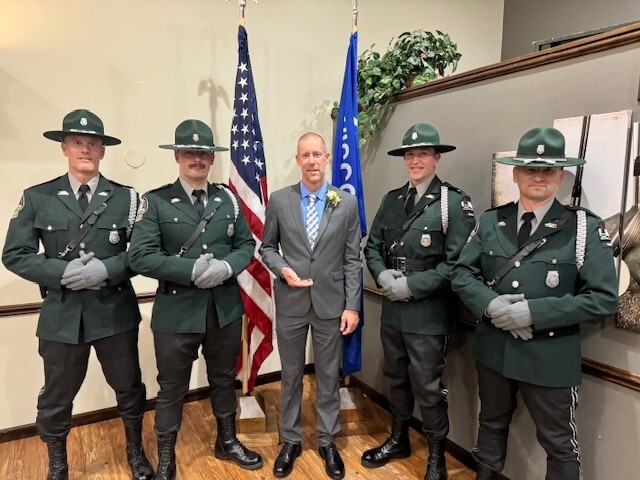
xmin=426 ymin=194 xmax=435 ymax=199
xmin=498 ymin=220 xmax=507 ymax=227
xmin=57 ymin=190 xmax=69 ymax=196
xmin=171 ymin=197 xmax=181 ymax=203
xmin=213 ymin=197 xmax=222 ymax=202
xmin=98 ymin=191 xmax=109 ymax=196
xmin=544 ymin=222 xmax=558 ymax=228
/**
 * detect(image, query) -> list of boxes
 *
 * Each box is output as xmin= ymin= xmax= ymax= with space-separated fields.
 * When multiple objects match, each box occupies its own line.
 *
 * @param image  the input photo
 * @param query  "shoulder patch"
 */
xmin=11 ymin=194 xmax=25 ymax=219
xmin=135 ymin=196 xmax=149 ymax=222
xmin=598 ymin=221 xmax=612 ymax=247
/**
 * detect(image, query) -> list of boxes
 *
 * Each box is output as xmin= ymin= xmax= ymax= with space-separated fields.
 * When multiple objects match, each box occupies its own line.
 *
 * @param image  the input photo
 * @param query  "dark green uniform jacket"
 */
xmin=2 ymin=175 xmax=141 ymax=344
xmin=365 ymin=176 xmax=476 ymax=334
xmin=128 ymin=180 xmax=255 ymax=333
xmin=451 ymin=200 xmax=619 ymax=387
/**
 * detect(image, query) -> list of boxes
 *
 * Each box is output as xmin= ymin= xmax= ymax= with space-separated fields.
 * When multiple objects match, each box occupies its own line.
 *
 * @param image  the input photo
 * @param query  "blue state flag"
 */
xmin=332 ymin=31 xmax=366 ymax=376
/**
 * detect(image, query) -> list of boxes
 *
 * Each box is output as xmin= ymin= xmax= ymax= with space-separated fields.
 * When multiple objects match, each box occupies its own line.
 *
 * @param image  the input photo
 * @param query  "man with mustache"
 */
xmin=129 ymin=119 xmax=262 ymax=479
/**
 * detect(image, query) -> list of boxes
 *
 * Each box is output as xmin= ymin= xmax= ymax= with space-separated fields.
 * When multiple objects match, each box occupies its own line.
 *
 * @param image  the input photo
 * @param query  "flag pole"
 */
xmin=343 ymin=0 xmax=360 ymax=389
xmin=228 ymin=0 xmax=258 ymax=396
xmin=352 ymin=0 xmax=358 ymax=32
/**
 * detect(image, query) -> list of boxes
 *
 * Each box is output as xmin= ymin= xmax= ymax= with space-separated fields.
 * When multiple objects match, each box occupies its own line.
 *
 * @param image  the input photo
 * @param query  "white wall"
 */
xmin=0 ymin=0 xmax=504 ymax=430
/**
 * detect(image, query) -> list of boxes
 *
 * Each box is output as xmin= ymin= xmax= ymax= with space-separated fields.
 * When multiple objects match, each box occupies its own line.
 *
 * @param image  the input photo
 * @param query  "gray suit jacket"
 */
xmin=260 ymin=183 xmax=362 ymax=319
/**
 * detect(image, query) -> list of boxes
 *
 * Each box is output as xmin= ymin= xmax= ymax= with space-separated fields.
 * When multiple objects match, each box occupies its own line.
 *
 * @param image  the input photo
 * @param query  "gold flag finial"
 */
xmin=352 ymin=0 xmax=358 ymax=32
xmin=226 ymin=0 xmax=258 ymax=26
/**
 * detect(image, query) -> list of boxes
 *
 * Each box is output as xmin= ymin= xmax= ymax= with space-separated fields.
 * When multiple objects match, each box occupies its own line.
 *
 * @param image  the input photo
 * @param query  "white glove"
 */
xmin=194 ymin=258 xmax=232 ymax=289
xmin=191 ymin=253 xmax=214 ymax=281
xmin=510 ymin=327 xmax=533 ymax=341
xmin=377 ymin=269 xmax=403 ymax=289
xmin=491 ymin=300 xmax=533 ymax=330
xmin=62 ymin=251 xmax=95 ymax=277
xmin=382 ymin=276 xmax=412 ymax=302
xmin=485 ymin=293 xmax=525 ymax=317
xmin=61 ymin=252 xmax=108 ymax=290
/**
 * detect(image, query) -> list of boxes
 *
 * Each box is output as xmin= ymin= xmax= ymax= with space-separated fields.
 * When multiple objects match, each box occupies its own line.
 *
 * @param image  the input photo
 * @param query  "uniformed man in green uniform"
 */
xmin=363 ymin=123 xmax=476 ymax=480
xmin=128 ymin=119 xmax=262 ymax=480
xmin=451 ymin=127 xmax=619 ymax=480
xmin=2 ymin=109 xmax=153 ymax=480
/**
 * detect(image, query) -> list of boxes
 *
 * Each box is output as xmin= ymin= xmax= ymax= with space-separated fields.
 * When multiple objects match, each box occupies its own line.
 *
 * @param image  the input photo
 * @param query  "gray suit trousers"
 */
xmin=277 ymin=306 xmax=342 ymax=446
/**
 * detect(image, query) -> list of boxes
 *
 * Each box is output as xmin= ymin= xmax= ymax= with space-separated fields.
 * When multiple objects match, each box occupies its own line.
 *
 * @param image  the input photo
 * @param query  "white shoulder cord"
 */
xmin=217 ymin=184 xmax=240 ymax=220
xmin=440 ymin=185 xmax=449 ymax=234
xmin=576 ymin=209 xmax=587 ymax=270
xmin=126 ymin=188 xmax=137 ymax=240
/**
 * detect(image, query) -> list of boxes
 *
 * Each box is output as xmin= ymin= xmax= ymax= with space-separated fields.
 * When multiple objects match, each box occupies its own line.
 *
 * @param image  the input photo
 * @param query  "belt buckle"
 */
xmin=396 ymin=256 xmax=407 ymax=272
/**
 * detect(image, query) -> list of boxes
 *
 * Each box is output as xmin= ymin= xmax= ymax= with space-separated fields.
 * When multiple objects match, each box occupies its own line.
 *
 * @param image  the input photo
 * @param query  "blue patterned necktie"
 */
xmin=306 ymin=193 xmax=319 ymax=249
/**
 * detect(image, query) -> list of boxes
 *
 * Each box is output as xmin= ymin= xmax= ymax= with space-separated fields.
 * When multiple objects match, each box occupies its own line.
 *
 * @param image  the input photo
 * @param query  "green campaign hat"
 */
xmin=496 ymin=127 xmax=585 ymax=167
xmin=387 ymin=123 xmax=456 ymax=156
xmin=159 ymin=119 xmax=229 ymax=152
xmin=43 ymin=109 xmax=121 ymax=146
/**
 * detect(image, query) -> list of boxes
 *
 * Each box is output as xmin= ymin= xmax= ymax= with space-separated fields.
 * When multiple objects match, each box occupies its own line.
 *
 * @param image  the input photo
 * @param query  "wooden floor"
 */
xmin=0 ymin=375 xmax=476 ymax=479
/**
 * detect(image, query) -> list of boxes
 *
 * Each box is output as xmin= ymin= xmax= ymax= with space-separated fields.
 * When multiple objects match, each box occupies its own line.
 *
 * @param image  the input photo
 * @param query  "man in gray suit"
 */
xmin=260 ymin=132 xmax=362 ymax=479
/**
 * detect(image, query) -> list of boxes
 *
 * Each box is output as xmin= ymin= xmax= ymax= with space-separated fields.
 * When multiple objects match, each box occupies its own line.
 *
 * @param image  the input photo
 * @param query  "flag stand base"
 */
xmin=236 ymin=391 xmax=279 ymax=446
xmin=337 ymin=386 xmax=387 ymax=436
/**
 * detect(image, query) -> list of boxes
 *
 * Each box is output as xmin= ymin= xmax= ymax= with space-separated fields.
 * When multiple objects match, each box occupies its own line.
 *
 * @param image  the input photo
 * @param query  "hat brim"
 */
xmin=388 ymin=143 xmax=456 ymax=156
xmin=159 ymin=144 xmax=229 ymax=152
xmin=43 ymin=130 xmax=121 ymax=146
xmin=496 ymin=156 xmax=585 ymax=167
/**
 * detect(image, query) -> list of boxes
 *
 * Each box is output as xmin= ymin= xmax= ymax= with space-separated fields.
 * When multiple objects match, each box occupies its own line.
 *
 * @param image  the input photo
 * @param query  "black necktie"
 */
xmin=517 ymin=212 xmax=535 ymax=247
xmin=78 ymin=184 xmax=90 ymax=212
xmin=193 ymin=189 xmax=205 ymax=216
xmin=405 ymin=187 xmax=417 ymax=215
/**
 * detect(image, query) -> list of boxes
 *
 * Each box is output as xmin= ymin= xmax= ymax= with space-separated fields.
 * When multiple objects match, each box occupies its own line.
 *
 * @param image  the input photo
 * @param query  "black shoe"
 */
xmin=46 ymin=439 xmax=69 ymax=480
xmin=155 ymin=433 xmax=177 ymax=480
xmin=361 ymin=417 xmax=411 ymax=468
xmin=213 ymin=414 xmax=263 ymax=470
xmin=273 ymin=442 xmax=302 ymax=478
xmin=476 ymin=464 xmax=498 ymax=480
xmin=124 ymin=423 xmax=155 ymax=480
xmin=424 ymin=435 xmax=447 ymax=480
xmin=318 ymin=443 xmax=345 ymax=480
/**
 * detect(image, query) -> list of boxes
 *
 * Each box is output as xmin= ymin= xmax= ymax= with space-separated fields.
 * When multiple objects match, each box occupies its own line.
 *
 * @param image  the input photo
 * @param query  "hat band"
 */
xmin=68 ymin=128 xmax=101 ymax=135
xmin=513 ymin=156 xmax=567 ymax=165
xmin=402 ymin=141 xmax=439 ymax=148
xmin=173 ymin=144 xmax=216 ymax=149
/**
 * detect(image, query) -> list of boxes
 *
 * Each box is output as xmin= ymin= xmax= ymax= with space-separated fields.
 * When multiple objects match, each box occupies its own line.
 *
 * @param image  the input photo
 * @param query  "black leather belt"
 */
xmin=385 ymin=256 xmax=439 ymax=272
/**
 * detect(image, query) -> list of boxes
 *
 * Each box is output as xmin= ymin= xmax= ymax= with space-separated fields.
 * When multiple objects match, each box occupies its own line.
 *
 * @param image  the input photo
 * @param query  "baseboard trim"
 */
xmin=0 ymin=364 xmax=314 ymax=444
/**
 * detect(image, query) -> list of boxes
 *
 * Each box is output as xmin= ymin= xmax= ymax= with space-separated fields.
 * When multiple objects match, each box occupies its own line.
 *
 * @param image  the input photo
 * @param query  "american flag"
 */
xmin=229 ymin=24 xmax=274 ymax=392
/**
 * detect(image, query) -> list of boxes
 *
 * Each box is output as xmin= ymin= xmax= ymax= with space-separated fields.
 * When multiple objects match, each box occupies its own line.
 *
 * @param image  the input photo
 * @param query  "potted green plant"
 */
xmin=332 ymin=29 xmax=462 ymax=146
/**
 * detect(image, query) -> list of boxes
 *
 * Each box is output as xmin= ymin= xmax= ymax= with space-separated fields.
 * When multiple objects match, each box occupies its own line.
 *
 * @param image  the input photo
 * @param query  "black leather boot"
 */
xmin=361 ymin=416 xmax=411 ymax=468
xmin=424 ymin=435 xmax=447 ymax=480
xmin=213 ymin=414 xmax=263 ymax=470
xmin=124 ymin=422 xmax=155 ymax=480
xmin=476 ymin=464 xmax=498 ymax=480
xmin=155 ymin=433 xmax=177 ymax=480
xmin=46 ymin=439 xmax=69 ymax=480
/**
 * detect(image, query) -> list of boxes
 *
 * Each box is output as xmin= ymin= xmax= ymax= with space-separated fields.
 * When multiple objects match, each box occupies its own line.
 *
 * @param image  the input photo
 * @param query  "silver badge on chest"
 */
xmin=109 ymin=230 xmax=120 ymax=244
xmin=227 ymin=223 xmax=235 ymax=237
xmin=545 ymin=270 xmax=559 ymax=288
xmin=420 ymin=233 xmax=432 ymax=248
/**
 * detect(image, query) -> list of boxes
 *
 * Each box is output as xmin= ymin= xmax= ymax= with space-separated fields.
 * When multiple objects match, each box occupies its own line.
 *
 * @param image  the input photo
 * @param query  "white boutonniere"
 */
xmin=326 ymin=190 xmax=342 ymax=210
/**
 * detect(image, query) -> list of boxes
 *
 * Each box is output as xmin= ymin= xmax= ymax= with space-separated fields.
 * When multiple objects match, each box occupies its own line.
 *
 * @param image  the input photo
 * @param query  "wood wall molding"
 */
xmin=394 ymin=22 xmax=640 ymax=103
